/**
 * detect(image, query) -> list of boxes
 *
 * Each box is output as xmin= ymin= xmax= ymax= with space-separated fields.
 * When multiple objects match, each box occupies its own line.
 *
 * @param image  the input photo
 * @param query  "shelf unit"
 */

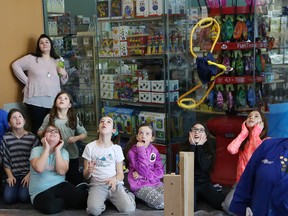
xmin=94 ymin=0 xmax=194 ymax=172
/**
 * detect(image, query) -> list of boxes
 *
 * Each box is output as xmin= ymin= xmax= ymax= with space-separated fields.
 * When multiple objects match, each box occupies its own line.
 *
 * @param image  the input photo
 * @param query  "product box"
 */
xmin=100 ymin=82 xmax=115 ymax=91
xmin=100 ymin=74 xmax=117 ymax=83
xmin=151 ymin=80 xmax=179 ymax=92
xmin=149 ymin=0 xmax=163 ymax=16
xmin=110 ymin=0 xmax=122 ymax=19
xmin=120 ymin=41 xmax=128 ymax=56
xmin=122 ymin=0 xmax=136 ymax=18
xmin=139 ymin=92 xmax=151 ymax=103
xmin=102 ymin=107 xmax=138 ymax=135
xmin=112 ymin=26 xmax=120 ymax=39
xmin=151 ymin=80 xmax=165 ymax=92
xmin=97 ymin=0 xmax=109 ymax=20
xmin=138 ymin=80 xmax=151 ymax=91
xmin=151 ymin=92 xmax=165 ymax=104
xmin=165 ymin=0 xmax=175 ymax=14
xmin=100 ymin=90 xmax=114 ymax=100
xmin=138 ymin=111 xmax=166 ymax=140
xmin=168 ymin=91 xmax=179 ymax=103
xmin=136 ymin=0 xmax=149 ymax=17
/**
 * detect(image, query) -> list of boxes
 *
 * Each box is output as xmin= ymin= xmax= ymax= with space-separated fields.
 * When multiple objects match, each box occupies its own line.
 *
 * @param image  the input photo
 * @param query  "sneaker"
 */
xmin=76 ymin=182 xmax=89 ymax=191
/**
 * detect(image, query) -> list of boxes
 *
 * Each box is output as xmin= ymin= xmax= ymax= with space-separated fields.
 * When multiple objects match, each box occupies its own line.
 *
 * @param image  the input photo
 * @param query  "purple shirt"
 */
xmin=127 ymin=144 xmax=164 ymax=192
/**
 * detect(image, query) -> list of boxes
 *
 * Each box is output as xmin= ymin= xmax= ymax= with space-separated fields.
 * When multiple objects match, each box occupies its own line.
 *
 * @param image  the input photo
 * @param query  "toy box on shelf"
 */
xmin=102 ymin=106 xmax=138 ymax=135
xmin=138 ymin=111 xmax=165 ymax=141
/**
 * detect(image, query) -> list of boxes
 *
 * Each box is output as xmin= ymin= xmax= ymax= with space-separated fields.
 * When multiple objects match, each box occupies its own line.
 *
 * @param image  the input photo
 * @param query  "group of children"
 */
xmin=0 ymin=90 xmax=165 ymax=215
xmin=0 ymin=89 xmax=273 ymax=215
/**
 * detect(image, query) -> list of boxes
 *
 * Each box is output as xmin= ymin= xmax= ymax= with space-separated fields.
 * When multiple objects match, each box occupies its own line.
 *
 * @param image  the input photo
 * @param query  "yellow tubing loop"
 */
xmin=177 ymin=17 xmax=231 ymax=110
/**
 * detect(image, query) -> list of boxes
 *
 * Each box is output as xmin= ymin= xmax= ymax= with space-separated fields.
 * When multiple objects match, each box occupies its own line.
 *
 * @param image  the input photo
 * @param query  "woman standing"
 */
xmin=12 ymin=34 xmax=68 ymax=134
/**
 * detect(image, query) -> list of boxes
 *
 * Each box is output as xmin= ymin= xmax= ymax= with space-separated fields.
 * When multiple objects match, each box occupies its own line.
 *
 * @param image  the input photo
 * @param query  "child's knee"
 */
xmin=87 ymin=206 xmax=105 ymax=216
xmin=118 ymin=202 xmax=136 ymax=213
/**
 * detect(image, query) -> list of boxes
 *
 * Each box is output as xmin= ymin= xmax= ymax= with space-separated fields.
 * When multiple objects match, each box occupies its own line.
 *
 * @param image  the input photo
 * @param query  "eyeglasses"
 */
xmin=191 ymin=127 xmax=205 ymax=133
xmin=46 ymin=129 xmax=60 ymax=134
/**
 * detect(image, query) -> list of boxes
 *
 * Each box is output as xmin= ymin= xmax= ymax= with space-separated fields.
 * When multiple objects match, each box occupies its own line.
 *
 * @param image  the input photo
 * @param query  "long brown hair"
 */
xmin=124 ymin=122 xmax=155 ymax=168
xmin=240 ymin=110 xmax=268 ymax=150
xmin=49 ymin=90 xmax=77 ymax=129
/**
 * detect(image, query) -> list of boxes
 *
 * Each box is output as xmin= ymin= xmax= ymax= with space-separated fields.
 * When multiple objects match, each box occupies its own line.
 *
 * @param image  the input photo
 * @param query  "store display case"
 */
xmin=94 ymin=0 xmax=195 ymax=172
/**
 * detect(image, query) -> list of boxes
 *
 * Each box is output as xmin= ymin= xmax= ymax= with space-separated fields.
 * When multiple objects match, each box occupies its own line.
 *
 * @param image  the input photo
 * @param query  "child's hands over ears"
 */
xmin=55 ymin=140 xmax=64 ymax=151
xmin=41 ymin=137 xmax=50 ymax=151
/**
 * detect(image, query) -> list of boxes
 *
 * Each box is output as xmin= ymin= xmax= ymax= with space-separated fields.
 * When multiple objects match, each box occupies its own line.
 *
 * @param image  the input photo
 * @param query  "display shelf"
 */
xmin=215 ymin=76 xmax=265 ymax=84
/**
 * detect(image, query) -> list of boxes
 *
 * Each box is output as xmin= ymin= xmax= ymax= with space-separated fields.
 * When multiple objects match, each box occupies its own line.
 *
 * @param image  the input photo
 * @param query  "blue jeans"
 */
xmin=3 ymin=176 xmax=30 ymax=204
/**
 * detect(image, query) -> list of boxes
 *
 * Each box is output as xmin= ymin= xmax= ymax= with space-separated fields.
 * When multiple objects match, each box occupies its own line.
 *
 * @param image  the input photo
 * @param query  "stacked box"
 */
xmin=139 ymin=111 xmax=166 ymax=140
xmin=100 ymin=74 xmax=116 ymax=100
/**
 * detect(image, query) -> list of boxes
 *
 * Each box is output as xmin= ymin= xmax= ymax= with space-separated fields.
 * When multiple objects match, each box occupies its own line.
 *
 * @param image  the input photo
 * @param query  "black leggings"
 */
xmin=25 ymin=103 xmax=50 ymax=135
xmin=195 ymin=182 xmax=225 ymax=211
xmin=66 ymin=158 xmax=84 ymax=185
xmin=33 ymin=182 xmax=88 ymax=214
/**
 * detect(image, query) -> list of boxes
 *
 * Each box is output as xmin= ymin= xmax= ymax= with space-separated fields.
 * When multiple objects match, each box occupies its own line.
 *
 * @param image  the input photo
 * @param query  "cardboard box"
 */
xmin=138 ymin=111 xmax=165 ymax=140
xmin=149 ymin=0 xmax=163 ymax=16
xmin=100 ymin=90 xmax=114 ymax=100
xmin=138 ymin=80 xmax=151 ymax=91
xmin=102 ymin=107 xmax=138 ymax=134
xmin=122 ymin=0 xmax=135 ymax=18
xmin=139 ymin=92 xmax=151 ymax=103
xmin=136 ymin=0 xmax=149 ymax=17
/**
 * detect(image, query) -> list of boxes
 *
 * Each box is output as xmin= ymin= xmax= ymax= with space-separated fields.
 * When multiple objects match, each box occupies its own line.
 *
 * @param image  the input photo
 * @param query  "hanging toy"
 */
xmin=247 ymin=85 xmax=256 ymax=108
xmin=246 ymin=15 xmax=254 ymax=41
xmin=226 ymin=84 xmax=234 ymax=111
xmin=207 ymin=89 xmax=215 ymax=108
xmin=216 ymin=84 xmax=224 ymax=110
xmin=236 ymin=84 xmax=247 ymax=108
xmin=177 ymin=17 xmax=232 ymax=110
xmin=221 ymin=15 xmax=234 ymax=42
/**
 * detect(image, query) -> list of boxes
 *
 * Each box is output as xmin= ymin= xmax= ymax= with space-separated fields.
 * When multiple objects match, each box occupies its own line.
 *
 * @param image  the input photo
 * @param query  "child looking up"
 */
xmin=82 ymin=116 xmax=136 ymax=216
xmin=125 ymin=122 xmax=165 ymax=210
xmin=1 ymin=108 xmax=40 ymax=204
xmin=29 ymin=125 xmax=88 ymax=214
xmin=222 ymin=110 xmax=268 ymax=214
xmin=38 ymin=90 xmax=87 ymax=185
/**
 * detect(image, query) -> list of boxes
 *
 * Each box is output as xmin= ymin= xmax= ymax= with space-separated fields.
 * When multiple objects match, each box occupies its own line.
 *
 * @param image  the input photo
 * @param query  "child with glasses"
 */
xmin=124 ymin=122 xmax=165 ymax=210
xmin=181 ymin=122 xmax=225 ymax=211
xmin=29 ymin=125 xmax=88 ymax=214
xmin=38 ymin=90 xmax=87 ymax=185
xmin=1 ymin=108 xmax=40 ymax=204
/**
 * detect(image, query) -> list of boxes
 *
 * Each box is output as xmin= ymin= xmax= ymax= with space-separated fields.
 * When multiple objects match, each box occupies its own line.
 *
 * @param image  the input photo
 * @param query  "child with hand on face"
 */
xmin=125 ymin=122 xmax=165 ymax=210
xmin=29 ymin=125 xmax=88 ymax=214
xmin=1 ymin=108 xmax=40 ymax=204
xmin=82 ymin=116 xmax=136 ymax=216
xmin=181 ymin=123 xmax=225 ymax=211
xmin=222 ymin=110 xmax=268 ymax=214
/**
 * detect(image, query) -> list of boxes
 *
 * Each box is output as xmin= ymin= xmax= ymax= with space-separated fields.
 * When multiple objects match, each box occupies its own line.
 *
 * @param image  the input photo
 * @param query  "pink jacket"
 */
xmin=227 ymin=122 xmax=266 ymax=182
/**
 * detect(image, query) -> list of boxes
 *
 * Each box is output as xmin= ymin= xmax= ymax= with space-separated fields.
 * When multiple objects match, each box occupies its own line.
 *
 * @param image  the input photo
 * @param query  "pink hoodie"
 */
xmin=227 ymin=122 xmax=266 ymax=182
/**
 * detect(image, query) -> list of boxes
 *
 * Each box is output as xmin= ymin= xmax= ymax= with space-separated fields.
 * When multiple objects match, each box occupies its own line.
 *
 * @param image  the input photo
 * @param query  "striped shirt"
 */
xmin=1 ymin=131 xmax=40 ymax=177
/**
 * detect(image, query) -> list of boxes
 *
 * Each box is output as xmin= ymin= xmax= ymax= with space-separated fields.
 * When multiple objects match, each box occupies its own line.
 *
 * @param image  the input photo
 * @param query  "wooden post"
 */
xmin=164 ymin=174 xmax=181 ymax=215
xmin=164 ymin=152 xmax=194 ymax=216
xmin=180 ymin=152 xmax=194 ymax=215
